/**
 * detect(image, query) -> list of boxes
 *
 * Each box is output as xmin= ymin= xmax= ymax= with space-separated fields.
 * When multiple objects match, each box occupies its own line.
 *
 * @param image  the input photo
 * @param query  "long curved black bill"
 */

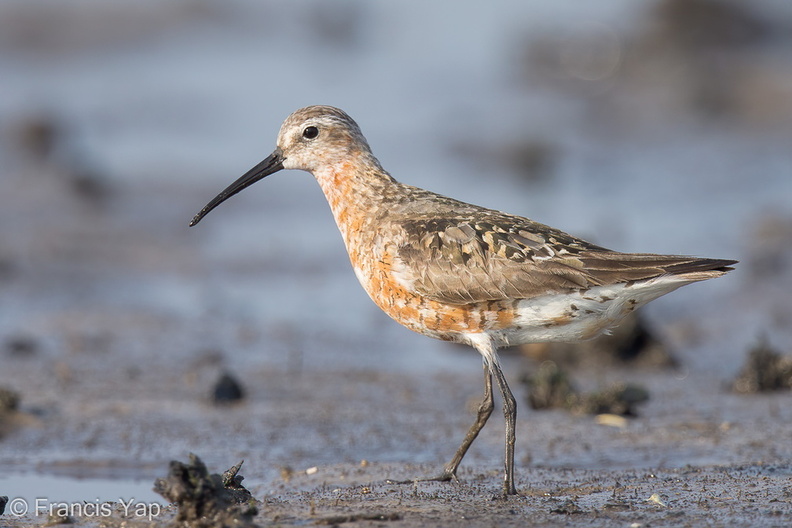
xmin=189 ymin=148 xmax=284 ymax=226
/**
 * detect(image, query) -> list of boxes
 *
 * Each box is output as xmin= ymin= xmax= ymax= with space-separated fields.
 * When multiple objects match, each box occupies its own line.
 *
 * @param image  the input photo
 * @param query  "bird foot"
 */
xmin=386 ymin=469 xmax=518 ymax=497
xmin=386 ymin=468 xmax=458 ymax=486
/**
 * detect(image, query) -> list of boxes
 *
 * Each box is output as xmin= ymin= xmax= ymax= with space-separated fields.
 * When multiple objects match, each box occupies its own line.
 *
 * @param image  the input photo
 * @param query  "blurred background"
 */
xmin=1 ymin=0 xmax=791 ymax=505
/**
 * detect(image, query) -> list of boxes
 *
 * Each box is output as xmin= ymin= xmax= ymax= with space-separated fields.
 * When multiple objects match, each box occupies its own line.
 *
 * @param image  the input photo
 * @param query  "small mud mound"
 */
xmin=523 ymin=361 xmax=649 ymax=416
xmin=572 ymin=383 xmax=650 ymax=417
xmin=153 ymin=454 xmax=258 ymax=528
xmin=524 ymin=360 xmax=578 ymax=411
xmin=0 ymin=387 xmax=19 ymax=414
xmin=211 ymin=372 xmax=245 ymax=405
xmin=733 ymin=340 xmax=792 ymax=393
xmin=0 ymin=386 xmax=21 ymax=438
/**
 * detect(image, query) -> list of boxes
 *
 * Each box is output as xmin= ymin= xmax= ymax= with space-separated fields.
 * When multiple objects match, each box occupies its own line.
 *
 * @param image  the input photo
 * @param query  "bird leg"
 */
xmin=389 ymin=364 xmax=493 ymax=486
xmin=433 ymin=364 xmax=495 ymax=481
xmin=393 ymin=352 xmax=518 ymax=496
xmin=490 ymin=358 xmax=517 ymax=495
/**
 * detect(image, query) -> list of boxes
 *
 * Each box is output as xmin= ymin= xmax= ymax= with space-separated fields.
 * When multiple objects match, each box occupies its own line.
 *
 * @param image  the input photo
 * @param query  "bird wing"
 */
xmin=393 ymin=212 xmax=735 ymax=305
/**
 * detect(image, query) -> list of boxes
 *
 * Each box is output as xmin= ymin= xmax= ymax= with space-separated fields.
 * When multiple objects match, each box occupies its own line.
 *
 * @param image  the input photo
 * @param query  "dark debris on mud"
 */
xmin=0 ymin=387 xmax=19 ymax=414
xmin=0 ymin=386 xmax=21 ymax=438
xmin=211 ymin=372 xmax=246 ymax=405
xmin=733 ymin=339 xmax=792 ymax=393
xmin=4 ymin=334 xmax=40 ymax=358
xmin=153 ymin=454 xmax=258 ymax=528
xmin=522 ymin=360 xmax=650 ymax=417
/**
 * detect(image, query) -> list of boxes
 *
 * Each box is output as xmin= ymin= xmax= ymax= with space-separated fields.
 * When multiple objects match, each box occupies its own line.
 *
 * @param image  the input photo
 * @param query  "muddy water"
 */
xmin=1 ymin=1 xmax=792 ymax=526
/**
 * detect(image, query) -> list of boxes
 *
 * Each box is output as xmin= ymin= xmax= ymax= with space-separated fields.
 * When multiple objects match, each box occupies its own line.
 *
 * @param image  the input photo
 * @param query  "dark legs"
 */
xmin=416 ymin=346 xmax=518 ymax=495
xmin=491 ymin=358 xmax=517 ymax=495
xmin=432 ymin=364 xmax=494 ymax=481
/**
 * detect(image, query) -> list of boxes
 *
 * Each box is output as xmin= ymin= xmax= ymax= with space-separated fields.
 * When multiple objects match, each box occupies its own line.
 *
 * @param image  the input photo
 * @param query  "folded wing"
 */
xmin=394 ymin=214 xmax=736 ymax=305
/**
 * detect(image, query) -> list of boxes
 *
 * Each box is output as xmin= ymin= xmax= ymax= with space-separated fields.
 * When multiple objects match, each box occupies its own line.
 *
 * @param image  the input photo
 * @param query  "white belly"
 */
xmin=489 ymin=275 xmax=693 ymax=346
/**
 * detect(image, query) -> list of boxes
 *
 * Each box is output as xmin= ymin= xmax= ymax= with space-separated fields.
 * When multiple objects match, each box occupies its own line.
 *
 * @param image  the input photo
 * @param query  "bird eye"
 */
xmin=302 ymin=126 xmax=319 ymax=139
